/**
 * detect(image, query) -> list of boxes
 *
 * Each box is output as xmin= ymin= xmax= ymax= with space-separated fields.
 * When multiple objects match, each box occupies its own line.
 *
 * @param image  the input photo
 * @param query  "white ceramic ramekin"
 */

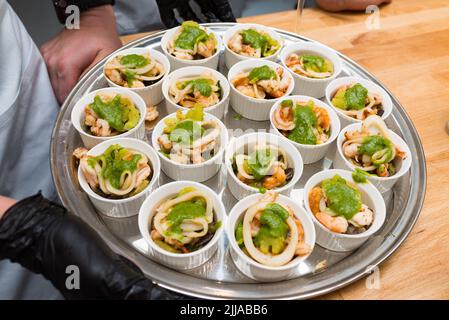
xmin=269 ymin=95 xmax=341 ymax=164
xmin=71 ymin=87 xmax=147 ymax=148
xmin=333 ymin=123 xmax=412 ymax=193
xmin=225 ymin=132 xmax=303 ymax=201
xmin=152 ymin=111 xmax=228 ymax=182
xmin=228 ymin=59 xmax=294 ymax=121
xmin=325 ymin=76 xmax=393 ymax=129
xmin=78 ymin=138 xmax=160 ymax=218
xmin=104 ymin=47 xmax=170 ymax=106
xmin=161 ymin=66 xmax=230 ymax=119
xmin=223 ymin=23 xmax=283 ymax=69
xmin=160 ymin=26 xmax=222 ymax=70
xmin=303 ymin=169 xmax=386 ymax=252
xmin=280 ymin=42 xmax=342 ymax=98
xmin=227 ymin=192 xmax=315 ymax=282
xmin=138 ymin=181 xmax=225 ymax=270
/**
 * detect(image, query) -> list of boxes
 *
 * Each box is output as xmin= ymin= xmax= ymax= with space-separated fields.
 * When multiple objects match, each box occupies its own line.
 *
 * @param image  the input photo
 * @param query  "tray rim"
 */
xmin=51 ymin=22 xmax=427 ymax=299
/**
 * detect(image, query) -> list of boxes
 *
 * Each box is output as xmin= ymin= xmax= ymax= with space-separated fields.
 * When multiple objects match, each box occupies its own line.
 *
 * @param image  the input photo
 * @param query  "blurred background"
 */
xmin=8 ymin=0 xmax=317 ymax=46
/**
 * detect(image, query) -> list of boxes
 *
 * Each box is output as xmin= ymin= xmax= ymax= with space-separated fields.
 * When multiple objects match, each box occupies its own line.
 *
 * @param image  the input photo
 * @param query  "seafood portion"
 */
xmin=157 ymin=105 xmax=221 ymax=164
xmin=235 ymin=192 xmax=311 ymax=267
xmin=150 ymin=187 xmax=221 ymax=253
xmin=308 ymin=175 xmax=374 ymax=234
xmin=231 ymin=142 xmax=293 ymax=192
xmin=104 ymin=52 xmax=165 ymax=88
xmin=169 ymin=73 xmax=221 ymax=109
xmin=285 ymin=53 xmax=333 ymax=79
xmin=74 ymin=144 xmax=152 ymax=199
xmin=343 ymin=115 xmax=406 ymax=178
xmin=84 ymin=93 xmax=140 ymax=137
xmin=232 ymin=65 xmax=291 ymax=99
xmin=331 ymin=82 xmax=383 ymax=120
xmin=228 ymin=28 xmax=280 ymax=58
xmin=167 ymin=21 xmax=217 ymax=60
xmin=273 ymin=99 xmax=331 ymax=145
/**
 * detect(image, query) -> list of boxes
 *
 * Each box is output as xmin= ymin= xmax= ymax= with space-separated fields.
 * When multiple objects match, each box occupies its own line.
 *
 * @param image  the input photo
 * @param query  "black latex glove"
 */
xmin=0 ymin=193 xmax=184 ymax=300
xmin=156 ymin=0 xmax=236 ymax=29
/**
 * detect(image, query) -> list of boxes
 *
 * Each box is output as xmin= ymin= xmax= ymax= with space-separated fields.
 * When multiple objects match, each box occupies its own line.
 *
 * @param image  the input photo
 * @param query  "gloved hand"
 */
xmin=155 ymin=0 xmax=236 ymax=29
xmin=0 ymin=193 xmax=185 ymax=300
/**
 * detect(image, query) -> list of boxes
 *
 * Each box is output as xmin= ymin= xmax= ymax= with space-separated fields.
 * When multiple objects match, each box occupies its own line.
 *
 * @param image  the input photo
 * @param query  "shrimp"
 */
xmin=262 ymin=166 xmax=287 ymax=190
xmin=158 ymin=134 xmax=172 ymax=151
xmin=308 ymin=187 xmax=324 ymax=214
xmin=343 ymin=142 xmax=360 ymax=158
xmin=197 ymin=39 xmax=215 ymax=58
xmin=313 ymin=106 xmax=330 ymax=132
xmin=228 ymin=34 xmax=243 ymax=54
xmin=315 ymin=211 xmax=348 ymax=234
xmin=151 ymin=229 xmax=163 ymax=241
xmin=80 ymin=158 xmax=99 ymax=189
xmin=72 ymin=147 xmax=89 ymax=160
xmin=105 ymin=68 xmax=125 ymax=86
xmin=349 ymin=205 xmax=374 ymax=228
xmin=145 ymin=105 xmax=159 ymax=122
xmin=90 ymin=119 xmax=111 ymax=137
xmin=136 ymin=165 xmax=151 ymax=186
xmin=285 ymin=53 xmax=300 ymax=68
xmin=232 ymin=73 xmax=250 ymax=87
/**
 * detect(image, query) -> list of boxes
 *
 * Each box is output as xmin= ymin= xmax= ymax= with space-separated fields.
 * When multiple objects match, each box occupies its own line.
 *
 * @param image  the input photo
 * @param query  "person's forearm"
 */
xmin=315 ymin=0 xmax=391 ymax=12
xmin=0 ymin=196 xmax=16 ymax=220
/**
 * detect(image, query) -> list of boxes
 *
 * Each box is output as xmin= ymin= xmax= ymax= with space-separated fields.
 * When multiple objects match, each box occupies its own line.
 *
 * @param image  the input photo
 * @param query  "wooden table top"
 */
xmin=121 ymin=0 xmax=449 ymax=299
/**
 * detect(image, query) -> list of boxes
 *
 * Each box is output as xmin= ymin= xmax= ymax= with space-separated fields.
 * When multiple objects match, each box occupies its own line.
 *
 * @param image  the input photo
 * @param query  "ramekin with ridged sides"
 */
xmin=223 ymin=23 xmax=283 ymax=69
xmin=161 ymin=66 xmax=230 ymax=119
xmin=228 ymin=59 xmax=294 ymax=121
xmin=161 ymin=25 xmax=222 ymax=70
xmin=78 ymin=138 xmax=160 ymax=218
xmin=280 ymin=42 xmax=342 ymax=98
xmin=152 ymin=111 xmax=228 ymax=182
xmin=225 ymin=132 xmax=303 ymax=201
xmin=303 ymin=169 xmax=386 ymax=252
xmin=71 ymin=87 xmax=147 ymax=148
xmin=138 ymin=181 xmax=225 ymax=270
xmin=103 ymin=47 xmax=170 ymax=106
xmin=269 ymin=95 xmax=341 ymax=164
xmin=325 ymin=76 xmax=393 ymax=129
xmin=333 ymin=123 xmax=412 ymax=193
xmin=227 ymin=192 xmax=315 ymax=282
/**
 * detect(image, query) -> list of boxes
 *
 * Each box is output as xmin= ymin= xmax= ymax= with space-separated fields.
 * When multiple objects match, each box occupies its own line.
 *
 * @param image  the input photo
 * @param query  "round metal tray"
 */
xmin=51 ymin=23 xmax=426 ymax=299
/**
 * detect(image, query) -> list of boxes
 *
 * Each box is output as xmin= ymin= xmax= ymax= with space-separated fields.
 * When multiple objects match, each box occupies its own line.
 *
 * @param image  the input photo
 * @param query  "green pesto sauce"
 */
xmin=301 ymin=54 xmax=333 ymax=73
xmin=174 ymin=21 xmax=209 ymax=51
xmin=322 ymin=175 xmax=362 ymax=220
xmin=247 ymin=147 xmax=277 ymax=181
xmin=90 ymin=95 xmax=140 ymax=132
xmin=119 ymin=54 xmax=149 ymax=69
xmin=88 ymin=145 xmax=141 ymax=190
xmin=254 ymin=203 xmax=290 ymax=255
xmin=352 ymin=168 xmax=371 ymax=183
xmin=287 ymin=101 xmax=318 ymax=145
xmin=169 ymin=119 xmax=204 ymax=145
xmin=248 ymin=65 xmax=276 ymax=84
xmin=358 ymin=135 xmax=395 ymax=167
xmin=166 ymin=200 xmax=206 ymax=236
xmin=331 ymin=83 xmax=368 ymax=111
xmin=163 ymin=104 xmax=204 ymax=135
xmin=240 ymin=29 xmax=279 ymax=57
xmin=180 ymin=78 xmax=213 ymax=97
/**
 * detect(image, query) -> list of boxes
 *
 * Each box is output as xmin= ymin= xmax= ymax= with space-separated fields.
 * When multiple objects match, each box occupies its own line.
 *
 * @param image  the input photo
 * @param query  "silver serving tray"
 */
xmin=51 ymin=23 xmax=426 ymax=299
